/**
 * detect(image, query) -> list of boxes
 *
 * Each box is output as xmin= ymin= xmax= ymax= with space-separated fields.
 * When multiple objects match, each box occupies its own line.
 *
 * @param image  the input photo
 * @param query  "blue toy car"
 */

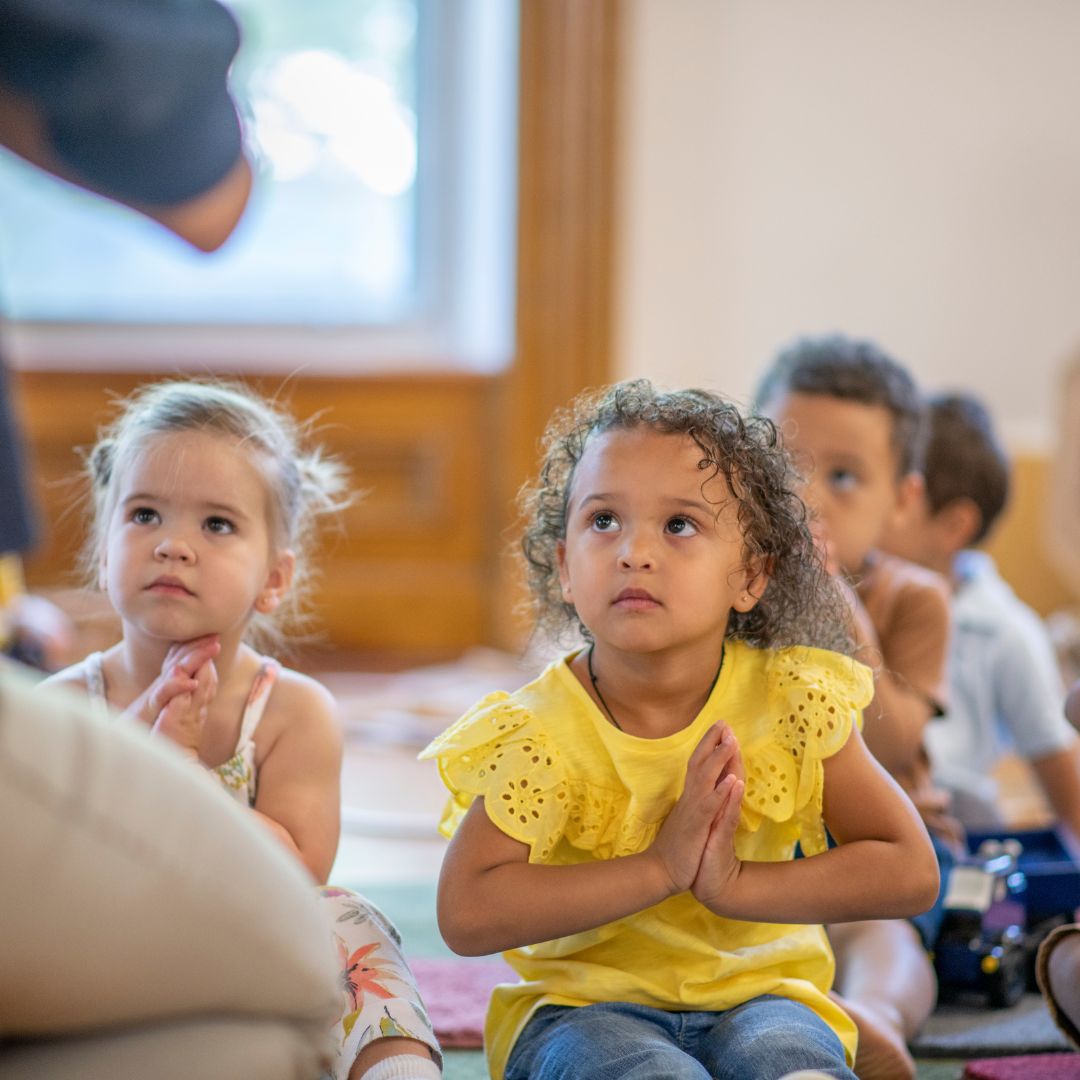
xmin=933 ymin=829 xmax=1080 ymax=1008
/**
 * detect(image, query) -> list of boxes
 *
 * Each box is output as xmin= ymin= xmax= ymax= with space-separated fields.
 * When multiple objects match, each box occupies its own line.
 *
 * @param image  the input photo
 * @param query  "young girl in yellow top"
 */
xmin=421 ymin=380 xmax=939 ymax=1080
xmin=44 ymin=380 xmax=441 ymax=1080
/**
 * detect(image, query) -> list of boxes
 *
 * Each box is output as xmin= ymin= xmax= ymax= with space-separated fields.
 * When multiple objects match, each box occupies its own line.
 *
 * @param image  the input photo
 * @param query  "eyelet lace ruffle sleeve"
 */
xmin=420 ymin=691 xmax=573 ymax=861
xmin=421 ymin=689 xmax=664 ymax=862
xmin=741 ymin=648 xmax=873 ymax=855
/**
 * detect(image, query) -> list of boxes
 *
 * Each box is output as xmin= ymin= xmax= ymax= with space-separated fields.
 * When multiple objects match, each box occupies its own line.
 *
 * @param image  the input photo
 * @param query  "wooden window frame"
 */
xmin=15 ymin=0 xmax=619 ymax=660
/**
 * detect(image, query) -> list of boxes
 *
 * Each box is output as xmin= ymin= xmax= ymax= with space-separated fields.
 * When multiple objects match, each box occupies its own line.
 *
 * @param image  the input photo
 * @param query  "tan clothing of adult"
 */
xmin=0 ymin=660 xmax=340 ymax=1079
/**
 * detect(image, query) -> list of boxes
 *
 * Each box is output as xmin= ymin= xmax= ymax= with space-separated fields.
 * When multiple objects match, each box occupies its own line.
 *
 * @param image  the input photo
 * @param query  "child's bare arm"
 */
xmin=38 ymin=663 xmax=90 ymax=696
xmin=437 ymin=803 xmax=675 ymax=956
xmin=438 ymin=722 xmax=740 ymax=956
xmin=693 ymin=727 xmax=939 ymax=925
xmin=1067 ymin=682 xmax=1080 ymax=736
xmin=1032 ymin=743 xmax=1080 ymax=846
xmin=250 ymin=672 xmax=342 ymax=883
xmin=849 ymin=582 xmax=944 ymax=778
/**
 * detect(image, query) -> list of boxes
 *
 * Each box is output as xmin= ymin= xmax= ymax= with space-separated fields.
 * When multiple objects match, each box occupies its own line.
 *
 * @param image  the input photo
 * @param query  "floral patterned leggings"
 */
xmin=319 ymin=886 xmax=441 ymax=1078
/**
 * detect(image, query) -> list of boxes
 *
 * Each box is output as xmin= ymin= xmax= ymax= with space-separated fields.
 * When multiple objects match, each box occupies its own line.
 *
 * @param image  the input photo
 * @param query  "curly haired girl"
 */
xmin=422 ymin=379 xmax=937 ymax=1080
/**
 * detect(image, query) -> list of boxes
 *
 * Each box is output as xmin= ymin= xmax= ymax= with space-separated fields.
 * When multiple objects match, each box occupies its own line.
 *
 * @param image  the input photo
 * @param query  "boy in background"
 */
xmin=757 ymin=334 xmax=953 ymax=1080
xmin=883 ymin=392 xmax=1080 ymax=841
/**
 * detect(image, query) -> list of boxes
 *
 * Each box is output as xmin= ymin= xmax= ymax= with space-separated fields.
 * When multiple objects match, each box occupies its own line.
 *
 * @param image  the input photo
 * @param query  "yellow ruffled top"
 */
xmin=420 ymin=639 xmax=873 ymax=1079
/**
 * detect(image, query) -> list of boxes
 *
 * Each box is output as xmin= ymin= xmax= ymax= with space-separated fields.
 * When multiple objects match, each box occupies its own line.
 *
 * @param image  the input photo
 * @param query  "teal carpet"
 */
xmin=359 ymin=881 xmax=488 ymax=1079
xmin=357 ymin=881 xmax=969 ymax=1079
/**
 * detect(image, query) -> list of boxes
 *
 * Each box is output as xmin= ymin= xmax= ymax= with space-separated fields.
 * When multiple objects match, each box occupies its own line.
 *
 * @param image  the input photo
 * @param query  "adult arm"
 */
xmin=1032 ymin=745 xmax=1080 ymax=847
xmin=992 ymin=610 xmax=1080 ymax=838
xmin=1067 ymin=682 xmax=1080 ymax=735
xmin=0 ymin=0 xmax=250 ymax=250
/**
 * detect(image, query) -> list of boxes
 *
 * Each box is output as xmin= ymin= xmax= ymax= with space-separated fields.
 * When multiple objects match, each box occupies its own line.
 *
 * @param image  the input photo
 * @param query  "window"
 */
xmin=0 ymin=0 xmax=518 ymax=372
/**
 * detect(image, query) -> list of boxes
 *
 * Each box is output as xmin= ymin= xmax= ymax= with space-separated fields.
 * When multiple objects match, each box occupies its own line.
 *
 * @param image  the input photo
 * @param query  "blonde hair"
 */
xmin=84 ymin=379 xmax=350 ymax=650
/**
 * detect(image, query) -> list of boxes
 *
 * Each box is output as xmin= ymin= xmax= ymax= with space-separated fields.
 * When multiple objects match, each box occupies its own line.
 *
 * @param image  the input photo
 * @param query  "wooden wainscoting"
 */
xmin=14 ymin=370 xmax=503 ymax=658
xmin=985 ymin=451 xmax=1077 ymax=618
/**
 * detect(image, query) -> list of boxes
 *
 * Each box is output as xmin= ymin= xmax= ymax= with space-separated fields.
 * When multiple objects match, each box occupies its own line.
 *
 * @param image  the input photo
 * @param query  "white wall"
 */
xmin=615 ymin=0 xmax=1080 ymax=450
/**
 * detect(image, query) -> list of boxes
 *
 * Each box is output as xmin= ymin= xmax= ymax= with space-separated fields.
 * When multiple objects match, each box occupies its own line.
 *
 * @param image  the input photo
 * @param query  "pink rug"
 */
xmin=410 ymin=956 xmax=515 ymax=1048
xmin=964 ymin=1053 xmax=1080 ymax=1079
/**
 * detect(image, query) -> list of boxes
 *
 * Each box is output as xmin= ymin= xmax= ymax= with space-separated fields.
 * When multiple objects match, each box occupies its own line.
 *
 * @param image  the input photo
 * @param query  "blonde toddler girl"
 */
xmin=44 ymin=379 xmax=441 ymax=1080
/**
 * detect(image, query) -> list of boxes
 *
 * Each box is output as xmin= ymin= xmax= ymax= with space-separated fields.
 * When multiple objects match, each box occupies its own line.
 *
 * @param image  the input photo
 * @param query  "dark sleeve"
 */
xmin=0 ymin=358 xmax=37 ymax=555
xmin=0 ymin=0 xmax=244 ymax=205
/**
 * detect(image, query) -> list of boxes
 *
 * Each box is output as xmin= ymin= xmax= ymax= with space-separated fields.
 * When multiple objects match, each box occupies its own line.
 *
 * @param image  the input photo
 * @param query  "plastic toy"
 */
xmin=933 ymin=829 xmax=1080 ymax=1007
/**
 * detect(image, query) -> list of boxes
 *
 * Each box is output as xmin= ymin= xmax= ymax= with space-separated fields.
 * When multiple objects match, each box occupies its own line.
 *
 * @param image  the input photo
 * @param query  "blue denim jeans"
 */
xmin=504 ymin=996 xmax=856 ymax=1080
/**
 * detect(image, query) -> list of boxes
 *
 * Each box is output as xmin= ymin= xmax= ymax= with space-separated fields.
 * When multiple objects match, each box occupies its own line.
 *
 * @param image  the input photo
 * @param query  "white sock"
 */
xmin=361 ymin=1053 xmax=442 ymax=1080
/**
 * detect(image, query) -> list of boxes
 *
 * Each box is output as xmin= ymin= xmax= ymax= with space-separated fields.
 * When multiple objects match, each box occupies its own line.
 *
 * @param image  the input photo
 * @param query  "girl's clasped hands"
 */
xmin=649 ymin=721 xmax=745 ymax=908
xmin=125 ymin=633 xmax=221 ymax=759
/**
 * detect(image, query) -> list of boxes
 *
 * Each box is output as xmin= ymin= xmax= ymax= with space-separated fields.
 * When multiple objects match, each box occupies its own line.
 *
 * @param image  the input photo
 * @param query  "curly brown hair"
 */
xmin=519 ymin=379 xmax=853 ymax=653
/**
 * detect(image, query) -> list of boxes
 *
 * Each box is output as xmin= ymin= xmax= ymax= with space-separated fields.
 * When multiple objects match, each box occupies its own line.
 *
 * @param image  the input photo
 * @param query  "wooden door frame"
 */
xmin=494 ymin=0 xmax=619 ymax=645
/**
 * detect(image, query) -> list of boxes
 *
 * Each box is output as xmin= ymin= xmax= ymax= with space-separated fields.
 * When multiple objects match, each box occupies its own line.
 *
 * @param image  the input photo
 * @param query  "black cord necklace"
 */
xmin=586 ymin=642 xmax=726 ymax=732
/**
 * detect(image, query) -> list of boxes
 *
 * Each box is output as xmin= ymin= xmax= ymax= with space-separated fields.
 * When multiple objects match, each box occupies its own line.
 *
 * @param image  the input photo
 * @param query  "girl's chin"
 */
xmin=128 ymin=620 xmax=218 ymax=645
